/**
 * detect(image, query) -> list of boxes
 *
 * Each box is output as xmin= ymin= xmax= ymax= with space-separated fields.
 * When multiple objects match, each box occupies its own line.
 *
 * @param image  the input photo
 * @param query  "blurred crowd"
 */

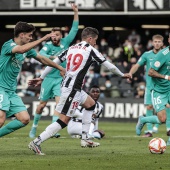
xmin=17 ymin=28 xmax=166 ymax=99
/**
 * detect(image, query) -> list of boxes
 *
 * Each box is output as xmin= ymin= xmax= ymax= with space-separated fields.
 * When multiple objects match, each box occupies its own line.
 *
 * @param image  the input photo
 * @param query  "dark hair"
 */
xmin=14 ymin=21 xmax=36 ymax=37
xmin=81 ymin=27 xmax=99 ymax=39
xmin=90 ymin=85 xmax=100 ymax=89
xmin=51 ymin=27 xmax=62 ymax=33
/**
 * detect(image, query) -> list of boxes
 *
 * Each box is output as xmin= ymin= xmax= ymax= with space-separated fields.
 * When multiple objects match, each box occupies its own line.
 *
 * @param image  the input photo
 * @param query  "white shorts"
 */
xmin=67 ymin=118 xmax=102 ymax=139
xmin=55 ymin=87 xmax=88 ymax=117
xmin=67 ymin=119 xmax=82 ymax=135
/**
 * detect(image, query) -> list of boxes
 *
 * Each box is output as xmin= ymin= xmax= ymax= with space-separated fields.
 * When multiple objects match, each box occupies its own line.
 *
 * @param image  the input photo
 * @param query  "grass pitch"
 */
xmin=0 ymin=120 xmax=169 ymax=170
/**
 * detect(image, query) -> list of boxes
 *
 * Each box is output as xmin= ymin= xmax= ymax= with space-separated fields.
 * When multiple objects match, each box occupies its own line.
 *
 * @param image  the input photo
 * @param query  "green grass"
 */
xmin=0 ymin=121 xmax=169 ymax=170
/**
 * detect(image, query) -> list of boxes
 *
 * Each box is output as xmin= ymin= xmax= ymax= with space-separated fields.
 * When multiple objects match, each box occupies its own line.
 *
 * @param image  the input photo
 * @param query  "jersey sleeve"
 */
xmin=57 ymin=49 xmax=68 ymax=63
xmin=26 ymin=49 xmax=37 ymax=58
xmin=91 ymin=48 xmax=106 ymax=64
xmin=1 ymin=41 xmax=17 ymax=55
xmin=151 ymin=50 xmax=166 ymax=71
xmin=137 ymin=52 xmax=146 ymax=66
xmin=64 ymin=21 xmax=79 ymax=44
xmin=39 ymin=44 xmax=51 ymax=58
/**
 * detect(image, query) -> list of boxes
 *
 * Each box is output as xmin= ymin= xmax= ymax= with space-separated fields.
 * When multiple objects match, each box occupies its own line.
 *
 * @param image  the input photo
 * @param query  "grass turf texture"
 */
xmin=0 ymin=121 xmax=169 ymax=170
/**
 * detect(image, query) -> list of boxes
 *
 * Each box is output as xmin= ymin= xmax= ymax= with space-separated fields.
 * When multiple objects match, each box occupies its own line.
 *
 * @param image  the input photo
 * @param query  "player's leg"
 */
xmin=52 ymin=96 xmax=61 ymax=138
xmin=136 ymin=90 xmax=165 ymax=135
xmin=0 ymin=92 xmax=30 ymax=137
xmin=29 ymin=100 xmax=47 ymax=138
xmin=29 ymin=87 xmax=78 ymax=154
xmin=67 ymin=119 xmax=82 ymax=138
xmin=92 ymin=130 xmax=105 ymax=139
xmin=29 ymin=79 xmax=52 ymax=138
xmin=143 ymin=88 xmax=159 ymax=136
xmin=81 ymin=92 xmax=100 ymax=147
xmin=29 ymin=112 xmax=69 ymax=155
xmin=165 ymin=100 xmax=170 ymax=145
xmin=0 ymin=110 xmax=6 ymax=128
xmin=51 ymin=78 xmax=62 ymax=138
xmin=143 ymin=105 xmax=153 ymax=137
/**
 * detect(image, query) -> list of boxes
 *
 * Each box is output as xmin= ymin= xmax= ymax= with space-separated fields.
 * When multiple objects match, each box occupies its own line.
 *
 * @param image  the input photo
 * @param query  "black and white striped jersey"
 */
xmin=58 ymin=41 xmax=106 ymax=90
xmin=73 ymin=101 xmax=103 ymax=120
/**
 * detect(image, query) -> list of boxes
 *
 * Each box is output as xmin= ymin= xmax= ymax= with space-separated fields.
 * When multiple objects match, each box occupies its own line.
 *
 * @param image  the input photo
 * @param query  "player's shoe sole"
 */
xmin=28 ymin=141 xmax=45 ymax=155
xmin=136 ymin=116 xmax=144 ymax=136
xmin=81 ymin=139 xmax=100 ymax=148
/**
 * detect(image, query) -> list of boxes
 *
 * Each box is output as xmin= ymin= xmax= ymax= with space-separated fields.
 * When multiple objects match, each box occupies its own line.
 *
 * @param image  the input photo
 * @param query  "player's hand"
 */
xmin=71 ymin=3 xmax=78 ymax=12
xmin=60 ymin=68 xmax=66 ymax=77
xmin=28 ymin=78 xmax=43 ymax=87
xmin=122 ymin=73 xmax=132 ymax=79
xmin=43 ymin=33 xmax=56 ymax=41
xmin=127 ymin=73 xmax=133 ymax=83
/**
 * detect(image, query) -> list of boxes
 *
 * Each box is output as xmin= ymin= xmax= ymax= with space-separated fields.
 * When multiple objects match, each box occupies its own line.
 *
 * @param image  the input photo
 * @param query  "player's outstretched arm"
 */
xmin=102 ymin=60 xmax=132 ymax=79
xmin=12 ymin=33 xmax=56 ymax=54
xmin=148 ymin=68 xmax=169 ymax=80
xmin=71 ymin=3 xmax=78 ymax=21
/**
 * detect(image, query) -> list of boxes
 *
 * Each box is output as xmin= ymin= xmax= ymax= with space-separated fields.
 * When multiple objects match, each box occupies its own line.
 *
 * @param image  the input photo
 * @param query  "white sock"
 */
xmin=82 ymin=110 xmax=93 ymax=140
xmin=89 ymin=123 xmax=94 ymax=135
xmin=33 ymin=122 xmax=62 ymax=145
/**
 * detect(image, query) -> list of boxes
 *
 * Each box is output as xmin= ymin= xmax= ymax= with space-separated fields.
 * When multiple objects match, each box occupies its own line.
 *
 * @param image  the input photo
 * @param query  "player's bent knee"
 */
xmin=85 ymin=104 xmax=96 ymax=111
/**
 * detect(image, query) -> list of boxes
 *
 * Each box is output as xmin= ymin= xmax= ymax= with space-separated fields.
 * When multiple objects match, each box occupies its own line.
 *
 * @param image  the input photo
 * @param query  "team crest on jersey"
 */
xmin=154 ymin=61 xmax=160 ymax=67
xmin=10 ymin=42 xmax=16 ymax=46
xmin=42 ymin=47 xmax=48 ymax=51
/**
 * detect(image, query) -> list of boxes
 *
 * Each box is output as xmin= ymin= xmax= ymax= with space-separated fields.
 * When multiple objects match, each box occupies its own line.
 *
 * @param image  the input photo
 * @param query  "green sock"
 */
xmin=52 ymin=115 xmax=59 ymax=123
xmin=32 ymin=113 xmax=42 ymax=127
xmin=166 ymin=108 xmax=170 ymax=131
xmin=141 ymin=115 xmax=161 ymax=124
xmin=146 ymin=109 xmax=153 ymax=132
xmin=0 ymin=119 xmax=25 ymax=137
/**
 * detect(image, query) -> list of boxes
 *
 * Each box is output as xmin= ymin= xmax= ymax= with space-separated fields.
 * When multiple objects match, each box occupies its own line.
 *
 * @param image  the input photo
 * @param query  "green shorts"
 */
xmin=0 ymin=90 xmax=27 ymax=118
xmin=151 ymin=90 xmax=170 ymax=113
xmin=144 ymin=87 xmax=152 ymax=105
xmin=39 ymin=77 xmax=62 ymax=101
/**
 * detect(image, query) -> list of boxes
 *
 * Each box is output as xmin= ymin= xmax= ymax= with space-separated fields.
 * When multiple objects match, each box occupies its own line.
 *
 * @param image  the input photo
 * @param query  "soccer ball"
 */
xmin=148 ymin=138 xmax=166 ymax=154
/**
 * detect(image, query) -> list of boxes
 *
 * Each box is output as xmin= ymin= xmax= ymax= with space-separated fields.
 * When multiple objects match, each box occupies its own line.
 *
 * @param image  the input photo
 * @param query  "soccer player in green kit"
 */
xmin=29 ymin=3 xmax=79 ymax=138
xmin=0 ymin=21 xmax=65 ymax=138
xmin=129 ymin=34 xmax=164 ymax=137
xmin=136 ymin=34 xmax=170 ymax=145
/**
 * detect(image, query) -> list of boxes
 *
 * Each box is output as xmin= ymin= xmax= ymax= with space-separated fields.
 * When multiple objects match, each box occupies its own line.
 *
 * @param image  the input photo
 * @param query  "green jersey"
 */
xmin=39 ymin=21 xmax=79 ymax=78
xmin=0 ymin=39 xmax=37 ymax=91
xmin=137 ymin=50 xmax=157 ymax=89
xmin=151 ymin=46 xmax=170 ymax=93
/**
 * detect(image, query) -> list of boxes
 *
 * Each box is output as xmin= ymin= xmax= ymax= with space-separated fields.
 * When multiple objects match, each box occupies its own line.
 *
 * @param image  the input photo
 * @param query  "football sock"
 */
xmin=141 ymin=115 xmax=161 ymax=124
xmin=32 ymin=113 xmax=42 ymax=127
xmin=89 ymin=123 xmax=95 ymax=136
xmin=52 ymin=115 xmax=59 ymax=123
xmin=0 ymin=119 xmax=25 ymax=137
xmin=165 ymin=108 xmax=170 ymax=131
xmin=82 ymin=110 xmax=93 ymax=140
xmin=146 ymin=109 xmax=153 ymax=133
xmin=34 ymin=120 xmax=67 ymax=145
